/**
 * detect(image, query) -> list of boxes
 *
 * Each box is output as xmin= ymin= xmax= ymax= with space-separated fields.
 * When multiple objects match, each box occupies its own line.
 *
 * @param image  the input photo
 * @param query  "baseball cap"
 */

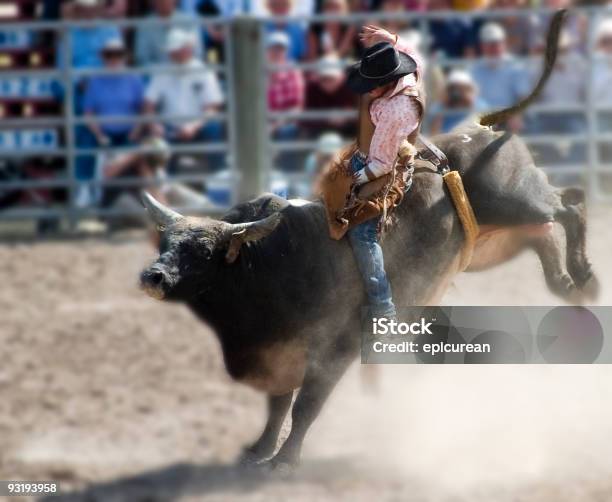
xmin=316 ymin=132 xmax=343 ymax=155
xmin=317 ymin=54 xmax=343 ymax=79
xmin=72 ymin=0 xmax=99 ymax=6
xmin=447 ymin=69 xmax=475 ymax=87
xmin=101 ymin=37 xmax=126 ymax=52
xmin=597 ymin=18 xmax=612 ymax=41
xmin=479 ymin=22 xmax=506 ymax=43
xmin=266 ymin=31 xmax=290 ymax=49
xmin=165 ymin=28 xmax=196 ymax=53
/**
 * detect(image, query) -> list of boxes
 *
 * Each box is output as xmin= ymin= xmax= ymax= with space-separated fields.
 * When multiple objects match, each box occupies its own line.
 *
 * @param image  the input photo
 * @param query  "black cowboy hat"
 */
xmin=347 ymin=42 xmax=417 ymax=95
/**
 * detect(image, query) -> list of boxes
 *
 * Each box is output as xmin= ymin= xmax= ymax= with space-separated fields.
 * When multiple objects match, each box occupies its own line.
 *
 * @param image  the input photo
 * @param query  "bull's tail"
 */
xmin=479 ymin=9 xmax=567 ymax=127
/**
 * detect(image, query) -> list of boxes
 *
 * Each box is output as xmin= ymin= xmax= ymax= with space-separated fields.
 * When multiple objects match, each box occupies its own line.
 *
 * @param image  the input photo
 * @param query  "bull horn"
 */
xmin=141 ymin=191 xmax=183 ymax=228
xmin=225 ymin=212 xmax=282 ymax=264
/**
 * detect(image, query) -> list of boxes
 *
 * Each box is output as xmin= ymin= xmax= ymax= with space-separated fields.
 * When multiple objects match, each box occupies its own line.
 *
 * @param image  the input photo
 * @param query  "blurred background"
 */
xmin=0 ymin=0 xmax=611 ymax=233
xmin=2 ymin=1 xmax=612 ymax=502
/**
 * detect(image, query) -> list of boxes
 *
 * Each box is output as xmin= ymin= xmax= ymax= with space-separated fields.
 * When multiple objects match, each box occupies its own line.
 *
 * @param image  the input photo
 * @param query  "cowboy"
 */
xmin=344 ymin=25 xmax=424 ymax=320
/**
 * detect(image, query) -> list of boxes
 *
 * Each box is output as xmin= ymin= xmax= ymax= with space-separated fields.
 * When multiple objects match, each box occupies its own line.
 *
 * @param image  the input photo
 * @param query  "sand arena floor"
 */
xmin=0 ymin=204 xmax=611 ymax=501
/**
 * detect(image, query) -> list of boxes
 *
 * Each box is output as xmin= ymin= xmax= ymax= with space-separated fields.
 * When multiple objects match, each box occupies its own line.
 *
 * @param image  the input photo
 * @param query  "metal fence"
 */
xmin=0 ymin=7 xmax=611 ymax=228
xmin=0 ymin=16 xmax=238 ymax=223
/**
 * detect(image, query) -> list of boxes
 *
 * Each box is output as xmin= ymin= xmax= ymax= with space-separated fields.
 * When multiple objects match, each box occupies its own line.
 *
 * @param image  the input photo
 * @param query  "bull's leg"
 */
xmin=555 ymin=188 xmax=599 ymax=299
xmin=532 ymin=231 xmax=580 ymax=302
xmin=266 ymin=337 xmax=358 ymax=470
xmin=239 ymin=391 xmax=293 ymax=465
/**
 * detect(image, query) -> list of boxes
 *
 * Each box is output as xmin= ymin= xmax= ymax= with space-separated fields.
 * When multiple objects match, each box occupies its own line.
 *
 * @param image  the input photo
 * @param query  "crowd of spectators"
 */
xmin=4 ymin=0 xmax=612 ymax=215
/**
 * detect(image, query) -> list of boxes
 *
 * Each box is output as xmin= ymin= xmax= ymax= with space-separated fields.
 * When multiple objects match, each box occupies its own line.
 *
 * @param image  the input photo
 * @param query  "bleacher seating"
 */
xmin=0 ymin=1 xmax=62 ymax=151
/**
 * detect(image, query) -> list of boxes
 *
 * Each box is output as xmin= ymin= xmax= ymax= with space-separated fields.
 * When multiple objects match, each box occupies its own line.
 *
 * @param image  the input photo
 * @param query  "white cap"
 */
xmin=165 ymin=28 xmax=196 ymax=53
xmin=558 ymin=30 xmax=573 ymax=49
xmin=317 ymin=132 xmax=343 ymax=155
xmin=399 ymin=29 xmax=423 ymax=52
xmin=597 ymin=18 xmax=612 ymax=41
xmin=447 ymin=69 xmax=475 ymax=87
xmin=73 ymin=0 xmax=99 ymax=6
xmin=102 ymin=37 xmax=125 ymax=52
xmin=480 ymin=22 xmax=506 ymax=43
xmin=317 ymin=54 xmax=343 ymax=78
xmin=266 ymin=31 xmax=290 ymax=49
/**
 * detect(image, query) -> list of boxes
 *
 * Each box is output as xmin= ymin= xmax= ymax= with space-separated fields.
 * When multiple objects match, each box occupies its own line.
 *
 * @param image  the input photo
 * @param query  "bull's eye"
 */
xmin=203 ymin=247 xmax=212 ymax=260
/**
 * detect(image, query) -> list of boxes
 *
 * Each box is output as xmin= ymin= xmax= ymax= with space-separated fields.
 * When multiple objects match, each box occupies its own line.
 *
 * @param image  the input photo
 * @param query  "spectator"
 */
xmin=99 ymin=135 xmax=215 ymax=226
xmin=533 ymin=0 xmax=587 ymax=55
xmin=305 ymin=131 xmax=343 ymax=180
xmin=492 ymin=0 xmax=539 ymax=55
xmin=593 ymin=19 xmax=612 ymax=162
xmin=304 ymin=54 xmax=357 ymax=138
xmin=298 ymin=131 xmax=344 ymax=197
xmin=428 ymin=0 xmax=478 ymax=59
xmin=143 ymin=29 xmax=224 ymax=149
xmin=378 ymin=0 xmax=413 ymax=37
xmin=470 ymin=22 xmax=531 ymax=109
xmin=83 ymin=38 xmax=144 ymax=149
xmin=62 ymin=0 xmax=121 ymax=69
xmin=429 ymin=70 xmax=487 ymax=134
xmin=45 ymin=0 xmax=127 ymax=19
xmin=61 ymin=0 xmax=122 ymax=208
xmin=527 ymin=30 xmax=586 ymax=167
xmin=101 ymin=136 xmax=170 ymax=210
xmin=135 ymin=0 xmax=203 ymax=67
xmin=452 ymin=0 xmax=490 ymax=10
xmin=593 ymin=19 xmax=612 ymax=105
xmin=347 ymin=0 xmax=371 ymax=11
xmin=267 ymin=32 xmax=305 ymax=170
xmin=263 ymin=0 xmax=308 ymax=61
xmin=307 ymin=0 xmax=358 ymax=61
xmin=252 ymin=0 xmax=315 ymax=16
xmin=533 ymin=30 xmax=585 ymax=132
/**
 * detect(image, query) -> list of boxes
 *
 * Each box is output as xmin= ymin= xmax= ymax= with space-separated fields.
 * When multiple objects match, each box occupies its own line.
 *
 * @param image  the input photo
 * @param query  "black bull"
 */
xmin=139 ymin=123 xmax=599 ymax=469
xmin=139 ymin=11 xmax=598 ymax=470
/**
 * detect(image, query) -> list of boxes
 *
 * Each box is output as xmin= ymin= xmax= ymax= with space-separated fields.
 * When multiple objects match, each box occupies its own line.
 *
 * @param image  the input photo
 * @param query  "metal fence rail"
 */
xmin=1 ymin=16 xmax=239 ymax=223
xmin=1 ymin=7 xmax=611 ymax=229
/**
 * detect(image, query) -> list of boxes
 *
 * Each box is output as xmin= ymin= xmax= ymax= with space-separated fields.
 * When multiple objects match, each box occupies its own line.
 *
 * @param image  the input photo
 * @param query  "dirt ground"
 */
xmin=0 ymin=204 xmax=611 ymax=502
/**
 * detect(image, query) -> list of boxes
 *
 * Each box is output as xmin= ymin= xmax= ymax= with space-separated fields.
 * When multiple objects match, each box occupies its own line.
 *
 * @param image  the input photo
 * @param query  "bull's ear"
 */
xmin=224 ymin=213 xmax=282 ymax=264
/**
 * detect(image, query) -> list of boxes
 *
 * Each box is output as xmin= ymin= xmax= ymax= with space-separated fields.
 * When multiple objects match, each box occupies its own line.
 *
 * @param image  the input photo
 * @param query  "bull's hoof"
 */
xmin=581 ymin=273 xmax=601 ymax=302
xmin=237 ymin=446 xmax=272 ymax=466
xmin=256 ymin=458 xmax=297 ymax=478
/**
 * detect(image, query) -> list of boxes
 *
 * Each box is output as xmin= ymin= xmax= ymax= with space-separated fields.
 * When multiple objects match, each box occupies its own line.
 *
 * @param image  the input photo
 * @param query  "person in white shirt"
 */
xmin=593 ymin=18 xmax=612 ymax=162
xmin=528 ymin=30 xmax=586 ymax=166
xmin=135 ymin=0 xmax=203 ymax=67
xmin=143 ymin=29 xmax=226 ymax=168
xmin=593 ymin=19 xmax=612 ymax=106
xmin=144 ymin=29 xmax=224 ymax=141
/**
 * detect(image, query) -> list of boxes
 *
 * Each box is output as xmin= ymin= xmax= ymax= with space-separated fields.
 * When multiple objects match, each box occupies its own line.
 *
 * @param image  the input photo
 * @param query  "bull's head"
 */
xmin=139 ymin=192 xmax=281 ymax=301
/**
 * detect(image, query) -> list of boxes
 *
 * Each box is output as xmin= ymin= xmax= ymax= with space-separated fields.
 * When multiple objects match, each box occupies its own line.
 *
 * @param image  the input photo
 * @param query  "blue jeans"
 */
xmin=347 ymin=153 xmax=397 ymax=319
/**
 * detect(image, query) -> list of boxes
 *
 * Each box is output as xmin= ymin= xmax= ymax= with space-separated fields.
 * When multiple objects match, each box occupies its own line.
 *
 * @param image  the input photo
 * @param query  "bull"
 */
xmin=139 ymin=10 xmax=598 ymax=470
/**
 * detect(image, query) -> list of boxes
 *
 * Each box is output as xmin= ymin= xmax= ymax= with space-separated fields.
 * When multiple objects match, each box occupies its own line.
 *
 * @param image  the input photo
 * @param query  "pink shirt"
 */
xmin=268 ymin=69 xmax=305 ymax=111
xmin=366 ymin=38 xmax=424 ymax=178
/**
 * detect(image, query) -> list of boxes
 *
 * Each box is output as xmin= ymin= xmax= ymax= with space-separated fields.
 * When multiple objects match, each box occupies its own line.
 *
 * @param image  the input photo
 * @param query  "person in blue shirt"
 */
xmin=429 ymin=69 xmax=488 ymax=134
xmin=83 ymin=38 xmax=145 ymax=147
xmin=470 ymin=22 xmax=531 ymax=110
xmin=62 ymin=0 xmax=122 ymax=69
xmin=427 ymin=0 xmax=480 ymax=59
xmin=263 ymin=0 xmax=307 ymax=61
xmin=61 ymin=0 xmax=124 ymax=193
xmin=135 ymin=0 xmax=203 ymax=67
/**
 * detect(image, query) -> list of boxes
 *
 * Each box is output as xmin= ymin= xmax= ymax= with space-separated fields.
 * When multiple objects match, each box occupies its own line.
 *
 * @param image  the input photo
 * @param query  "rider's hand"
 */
xmin=353 ymin=169 xmax=369 ymax=186
xmin=359 ymin=25 xmax=398 ymax=48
